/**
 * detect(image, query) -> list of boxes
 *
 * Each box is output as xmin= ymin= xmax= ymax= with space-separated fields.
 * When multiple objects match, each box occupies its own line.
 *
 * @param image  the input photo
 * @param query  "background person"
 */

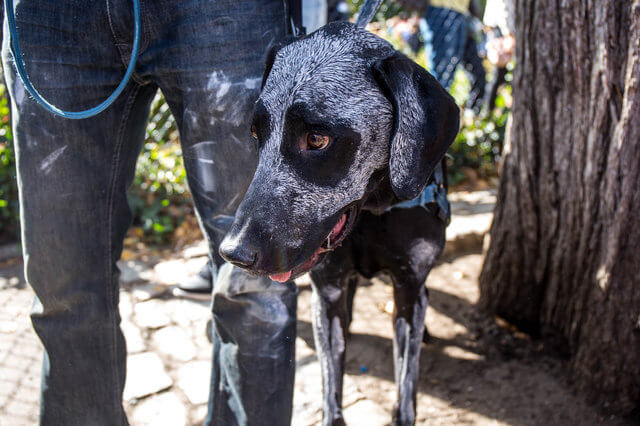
xmin=420 ymin=0 xmax=486 ymax=113
xmin=482 ymin=0 xmax=515 ymax=113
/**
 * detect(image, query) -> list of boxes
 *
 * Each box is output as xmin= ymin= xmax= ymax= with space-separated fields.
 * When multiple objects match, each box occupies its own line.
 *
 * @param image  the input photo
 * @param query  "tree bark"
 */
xmin=479 ymin=0 xmax=640 ymax=414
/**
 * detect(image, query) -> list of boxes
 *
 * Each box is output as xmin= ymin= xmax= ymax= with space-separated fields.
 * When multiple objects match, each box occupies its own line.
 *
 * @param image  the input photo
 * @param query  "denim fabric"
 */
xmin=209 ymin=264 xmax=297 ymax=426
xmin=421 ymin=6 xmax=485 ymax=111
xmin=2 ymin=1 xmax=296 ymax=425
xmin=302 ymin=0 xmax=327 ymax=33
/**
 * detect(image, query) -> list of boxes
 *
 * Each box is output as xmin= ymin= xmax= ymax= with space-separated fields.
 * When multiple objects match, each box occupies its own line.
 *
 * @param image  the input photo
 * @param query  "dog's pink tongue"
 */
xmin=331 ymin=213 xmax=347 ymax=239
xmin=269 ymin=214 xmax=346 ymax=283
xmin=270 ymin=270 xmax=292 ymax=283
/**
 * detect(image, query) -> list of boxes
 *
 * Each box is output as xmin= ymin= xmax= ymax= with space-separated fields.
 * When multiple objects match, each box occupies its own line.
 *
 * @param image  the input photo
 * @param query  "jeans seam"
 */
xmin=106 ymin=83 xmax=141 ymax=424
xmin=139 ymin=0 xmax=154 ymax=49
xmin=105 ymin=0 xmax=149 ymax=86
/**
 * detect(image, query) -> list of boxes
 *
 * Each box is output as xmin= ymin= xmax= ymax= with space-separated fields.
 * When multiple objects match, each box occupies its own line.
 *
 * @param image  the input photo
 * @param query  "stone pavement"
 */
xmin=0 ymin=190 xmax=496 ymax=426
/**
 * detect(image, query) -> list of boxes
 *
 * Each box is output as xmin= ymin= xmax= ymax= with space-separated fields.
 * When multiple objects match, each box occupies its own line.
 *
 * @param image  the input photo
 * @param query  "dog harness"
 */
xmin=386 ymin=163 xmax=451 ymax=225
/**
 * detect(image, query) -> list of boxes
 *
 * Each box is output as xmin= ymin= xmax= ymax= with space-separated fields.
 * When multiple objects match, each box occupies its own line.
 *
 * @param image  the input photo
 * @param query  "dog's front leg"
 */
xmin=391 ymin=278 xmax=428 ymax=426
xmin=309 ymin=263 xmax=353 ymax=426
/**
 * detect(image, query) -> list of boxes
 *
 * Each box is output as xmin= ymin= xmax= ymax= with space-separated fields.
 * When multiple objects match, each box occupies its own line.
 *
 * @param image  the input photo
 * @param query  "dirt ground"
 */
xmin=295 ymin=252 xmax=631 ymax=426
xmin=1 ymin=248 xmax=634 ymax=425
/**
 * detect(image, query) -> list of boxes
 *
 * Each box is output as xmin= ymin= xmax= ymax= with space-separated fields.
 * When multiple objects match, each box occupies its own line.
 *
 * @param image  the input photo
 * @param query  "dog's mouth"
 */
xmin=269 ymin=205 xmax=358 ymax=282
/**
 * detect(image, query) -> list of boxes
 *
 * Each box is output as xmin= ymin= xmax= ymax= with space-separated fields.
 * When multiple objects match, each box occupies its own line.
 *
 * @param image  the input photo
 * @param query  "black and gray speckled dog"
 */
xmin=219 ymin=19 xmax=459 ymax=426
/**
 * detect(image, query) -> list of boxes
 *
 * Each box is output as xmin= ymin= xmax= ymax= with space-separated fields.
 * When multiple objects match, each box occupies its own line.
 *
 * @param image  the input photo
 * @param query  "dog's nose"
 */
xmin=219 ymin=240 xmax=258 ymax=268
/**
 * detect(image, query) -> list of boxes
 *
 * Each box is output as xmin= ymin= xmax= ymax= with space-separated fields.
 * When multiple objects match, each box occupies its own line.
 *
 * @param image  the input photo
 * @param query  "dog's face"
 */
xmin=220 ymin=22 xmax=459 ymax=281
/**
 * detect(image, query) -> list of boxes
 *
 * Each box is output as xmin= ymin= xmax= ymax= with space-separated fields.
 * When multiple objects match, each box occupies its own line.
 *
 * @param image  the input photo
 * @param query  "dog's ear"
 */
xmin=261 ymin=37 xmax=298 ymax=90
xmin=372 ymin=52 xmax=460 ymax=200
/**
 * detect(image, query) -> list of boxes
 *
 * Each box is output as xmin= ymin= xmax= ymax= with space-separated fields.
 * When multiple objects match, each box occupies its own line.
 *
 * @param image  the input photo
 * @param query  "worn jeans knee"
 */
xmin=207 ymin=263 xmax=297 ymax=426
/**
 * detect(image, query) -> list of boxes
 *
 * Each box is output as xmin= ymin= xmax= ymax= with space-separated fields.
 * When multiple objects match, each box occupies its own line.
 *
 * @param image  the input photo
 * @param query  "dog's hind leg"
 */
xmin=390 ymin=276 xmax=428 ymax=426
xmin=309 ymin=252 xmax=354 ymax=426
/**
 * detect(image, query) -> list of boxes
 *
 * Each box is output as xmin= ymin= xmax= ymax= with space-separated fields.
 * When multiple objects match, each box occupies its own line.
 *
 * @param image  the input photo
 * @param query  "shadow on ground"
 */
xmin=295 ymin=254 xmax=629 ymax=426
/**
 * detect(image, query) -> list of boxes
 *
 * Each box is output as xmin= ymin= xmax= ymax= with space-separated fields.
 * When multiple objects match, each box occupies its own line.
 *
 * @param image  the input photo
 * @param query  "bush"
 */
xmin=448 ymin=65 xmax=512 ymax=186
xmin=127 ymin=92 xmax=193 ymax=244
xmin=347 ymin=0 xmax=406 ymax=21
xmin=0 ymin=79 xmax=18 ymax=244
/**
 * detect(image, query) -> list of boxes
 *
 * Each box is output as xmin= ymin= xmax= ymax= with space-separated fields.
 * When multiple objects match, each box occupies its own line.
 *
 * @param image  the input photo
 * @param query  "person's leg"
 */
xmin=484 ymin=65 xmax=508 ymax=114
xmin=209 ymin=264 xmax=297 ymax=426
xmin=141 ymin=1 xmax=297 ymax=424
xmin=141 ymin=0 xmax=288 ymax=268
xmin=2 ymin=1 xmax=157 ymax=424
xmin=462 ymin=33 xmax=486 ymax=113
xmin=178 ymin=259 xmax=214 ymax=294
xmin=423 ymin=7 xmax=468 ymax=89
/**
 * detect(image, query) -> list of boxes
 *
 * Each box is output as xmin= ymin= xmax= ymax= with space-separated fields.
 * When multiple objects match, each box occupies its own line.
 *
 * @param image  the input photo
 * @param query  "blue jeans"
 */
xmin=2 ymin=1 xmax=296 ymax=425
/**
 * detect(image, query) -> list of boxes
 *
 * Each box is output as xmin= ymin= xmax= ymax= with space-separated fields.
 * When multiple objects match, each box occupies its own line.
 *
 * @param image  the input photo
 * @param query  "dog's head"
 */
xmin=219 ymin=22 xmax=459 ymax=281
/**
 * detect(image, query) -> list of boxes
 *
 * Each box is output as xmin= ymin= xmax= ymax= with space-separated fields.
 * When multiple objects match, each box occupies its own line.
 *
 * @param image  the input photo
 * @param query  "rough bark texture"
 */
xmin=479 ymin=0 xmax=640 ymax=414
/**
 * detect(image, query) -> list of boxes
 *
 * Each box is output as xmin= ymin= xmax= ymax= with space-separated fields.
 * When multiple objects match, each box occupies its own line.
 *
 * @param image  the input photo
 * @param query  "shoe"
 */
xmin=174 ymin=261 xmax=213 ymax=298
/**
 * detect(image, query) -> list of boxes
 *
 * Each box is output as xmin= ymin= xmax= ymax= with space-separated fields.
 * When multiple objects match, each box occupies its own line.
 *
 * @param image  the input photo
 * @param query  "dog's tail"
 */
xmin=355 ymin=0 xmax=384 ymax=28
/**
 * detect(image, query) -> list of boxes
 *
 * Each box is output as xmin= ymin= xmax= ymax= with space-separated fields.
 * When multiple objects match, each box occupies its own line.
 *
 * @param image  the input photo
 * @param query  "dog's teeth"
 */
xmin=327 ymin=236 xmax=331 ymax=248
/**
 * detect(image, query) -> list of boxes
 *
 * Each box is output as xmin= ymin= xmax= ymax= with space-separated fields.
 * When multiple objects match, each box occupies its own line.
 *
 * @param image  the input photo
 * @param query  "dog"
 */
xmin=219 ymin=21 xmax=459 ymax=425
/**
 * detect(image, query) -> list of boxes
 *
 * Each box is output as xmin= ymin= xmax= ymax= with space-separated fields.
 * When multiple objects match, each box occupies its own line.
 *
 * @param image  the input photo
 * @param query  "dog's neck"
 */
xmin=360 ymin=170 xmax=398 ymax=215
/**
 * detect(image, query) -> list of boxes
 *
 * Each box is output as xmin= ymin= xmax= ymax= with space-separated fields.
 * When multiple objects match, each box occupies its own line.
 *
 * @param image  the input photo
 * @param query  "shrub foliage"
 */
xmin=0 ymin=79 xmax=18 ymax=243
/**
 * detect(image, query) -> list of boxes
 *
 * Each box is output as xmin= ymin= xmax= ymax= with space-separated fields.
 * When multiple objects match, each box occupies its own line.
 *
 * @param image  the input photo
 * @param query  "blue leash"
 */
xmin=4 ymin=0 xmax=141 ymax=119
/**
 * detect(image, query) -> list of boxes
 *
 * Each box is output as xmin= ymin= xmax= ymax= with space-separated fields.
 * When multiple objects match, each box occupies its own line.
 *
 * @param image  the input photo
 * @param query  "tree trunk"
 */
xmin=479 ymin=0 xmax=640 ymax=414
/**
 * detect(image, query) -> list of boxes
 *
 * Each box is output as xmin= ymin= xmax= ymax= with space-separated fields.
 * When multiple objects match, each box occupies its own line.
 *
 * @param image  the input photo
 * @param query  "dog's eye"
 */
xmin=306 ymin=132 xmax=331 ymax=150
xmin=250 ymin=125 xmax=258 ymax=140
